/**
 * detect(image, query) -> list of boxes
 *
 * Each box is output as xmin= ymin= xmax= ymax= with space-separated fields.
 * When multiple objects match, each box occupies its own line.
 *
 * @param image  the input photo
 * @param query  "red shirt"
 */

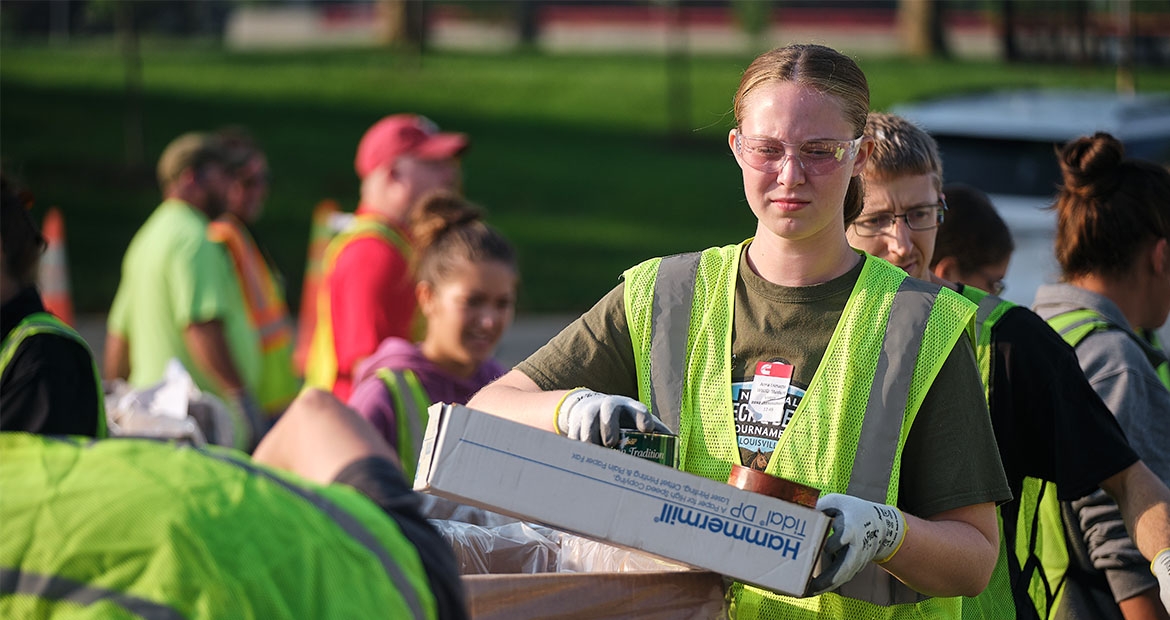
xmin=326 ymin=211 xmax=416 ymax=401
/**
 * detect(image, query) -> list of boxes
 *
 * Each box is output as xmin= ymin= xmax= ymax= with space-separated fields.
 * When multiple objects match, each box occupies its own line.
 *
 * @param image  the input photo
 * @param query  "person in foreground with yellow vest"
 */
xmin=348 ymin=191 xmax=517 ymax=481
xmin=845 ymin=114 xmax=1170 ymax=619
xmin=0 ymin=387 xmax=468 ymax=619
xmin=104 ymin=132 xmax=266 ymax=449
xmin=207 ymin=127 xmax=301 ymax=420
xmin=0 ymin=174 xmax=105 ymax=437
xmin=1032 ymin=132 xmax=1170 ymax=618
xmin=468 ymin=43 xmax=1009 ymax=618
xmin=306 ymin=114 xmax=469 ymax=402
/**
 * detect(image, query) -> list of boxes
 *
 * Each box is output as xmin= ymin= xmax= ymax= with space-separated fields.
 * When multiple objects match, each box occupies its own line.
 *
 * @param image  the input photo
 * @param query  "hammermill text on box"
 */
xmin=414 ymin=404 xmax=831 ymax=597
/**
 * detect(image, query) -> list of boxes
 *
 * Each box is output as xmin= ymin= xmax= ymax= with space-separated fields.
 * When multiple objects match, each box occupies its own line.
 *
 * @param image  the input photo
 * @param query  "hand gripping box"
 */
xmin=414 ymin=404 xmax=831 ymax=597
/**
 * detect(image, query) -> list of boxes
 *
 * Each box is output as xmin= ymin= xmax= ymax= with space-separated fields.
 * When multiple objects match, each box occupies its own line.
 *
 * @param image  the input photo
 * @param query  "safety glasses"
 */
xmin=734 ymin=131 xmax=864 ymax=176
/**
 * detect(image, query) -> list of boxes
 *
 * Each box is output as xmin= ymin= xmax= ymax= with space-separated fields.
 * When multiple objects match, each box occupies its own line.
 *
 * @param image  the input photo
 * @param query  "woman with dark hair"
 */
xmin=0 ymin=175 xmax=105 ymax=436
xmin=347 ymin=190 xmax=517 ymax=481
xmin=1034 ymin=132 xmax=1170 ymax=617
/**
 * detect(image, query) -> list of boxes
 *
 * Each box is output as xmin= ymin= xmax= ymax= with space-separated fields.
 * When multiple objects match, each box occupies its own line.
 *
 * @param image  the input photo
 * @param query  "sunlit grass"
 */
xmin=3 ymin=44 xmax=1165 ymax=312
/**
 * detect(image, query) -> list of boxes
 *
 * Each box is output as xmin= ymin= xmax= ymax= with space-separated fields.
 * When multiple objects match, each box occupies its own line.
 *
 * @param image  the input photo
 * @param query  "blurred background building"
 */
xmin=3 ymin=0 xmax=1167 ymax=66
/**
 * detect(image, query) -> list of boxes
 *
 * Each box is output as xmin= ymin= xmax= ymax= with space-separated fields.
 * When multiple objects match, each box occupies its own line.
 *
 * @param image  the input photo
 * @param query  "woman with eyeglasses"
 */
xmin=930 ymin=183 xmax=1008 ymax=296
xmin=1033 ymin=132 xmax=1170 ymax=618
xmin=467 ymin=44 xmax=1007 ymax=618
xmin=850 ymin=114 xmax=1170 ymax=619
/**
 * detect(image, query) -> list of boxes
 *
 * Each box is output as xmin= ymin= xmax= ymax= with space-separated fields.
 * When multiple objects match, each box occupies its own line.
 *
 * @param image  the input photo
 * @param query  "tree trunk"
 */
xmin=898 ymin=0 xmax=949 ymax=58
xmin=116 ymin=1 xmax=144 ymax=168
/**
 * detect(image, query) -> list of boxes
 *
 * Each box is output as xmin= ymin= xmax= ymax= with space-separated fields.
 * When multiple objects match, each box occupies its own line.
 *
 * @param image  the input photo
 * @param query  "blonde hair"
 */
xmin=863 ymin=112 xmax=943 ymax=190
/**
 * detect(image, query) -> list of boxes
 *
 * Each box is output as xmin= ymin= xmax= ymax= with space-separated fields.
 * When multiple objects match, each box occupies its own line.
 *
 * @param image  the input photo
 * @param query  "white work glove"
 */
xmin=809 ymin=493 xmax=907 ymax=595
xmin=1153 ymin=547 xmax=1170 ymax=614
xmin=555 ymin=389 xmax=670 ymax=448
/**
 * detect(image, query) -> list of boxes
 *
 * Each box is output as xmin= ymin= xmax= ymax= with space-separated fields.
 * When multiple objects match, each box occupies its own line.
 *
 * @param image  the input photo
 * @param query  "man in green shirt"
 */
xmin=105 ymin=132 xmax=264 ymax=448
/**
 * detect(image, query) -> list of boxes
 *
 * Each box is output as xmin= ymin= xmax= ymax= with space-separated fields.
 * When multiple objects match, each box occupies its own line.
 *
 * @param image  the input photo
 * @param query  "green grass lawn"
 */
xmin=3 ymin=43 xmax=1168 ymax=314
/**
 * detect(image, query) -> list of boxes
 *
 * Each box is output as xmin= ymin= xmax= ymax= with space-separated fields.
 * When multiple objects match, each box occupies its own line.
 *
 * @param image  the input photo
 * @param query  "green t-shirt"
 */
xmin=108 ymin=200 xmax=261 ymax=400
xmin=518 ymin=251 xmax=1009 ymax=518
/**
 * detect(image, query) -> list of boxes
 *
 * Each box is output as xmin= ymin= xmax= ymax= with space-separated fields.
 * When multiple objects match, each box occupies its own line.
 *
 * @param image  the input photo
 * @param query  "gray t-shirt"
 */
xmin=1034 ymin=282 xmax=1170 ymax=604
xmin=520 ymin=252 xmax=1010 ymax=518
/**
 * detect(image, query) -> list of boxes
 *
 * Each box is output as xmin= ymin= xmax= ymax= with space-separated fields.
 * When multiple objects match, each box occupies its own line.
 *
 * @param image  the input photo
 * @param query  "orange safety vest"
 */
xmin=304 ymin=213 xmax=412 ymax=393
xmin=208 ymin=215 xmax=299 ymax=415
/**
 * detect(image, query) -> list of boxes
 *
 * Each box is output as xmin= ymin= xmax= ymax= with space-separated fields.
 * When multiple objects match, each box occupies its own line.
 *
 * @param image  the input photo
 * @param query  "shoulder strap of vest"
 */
xmin=1139 ymin=329 xmax=1170 ymax=389
xmin=847 ymin=271 xmax=947 ymax=502
xmin=2 ymin=312 xmax=82 ymax=366
xmin=1 ymin=312 xmax=108 ymax=437
xmin=837 ymin=266 xmax=974 ymax=607
xmin=1047 ymin=308 xmax=1169 ymax=382
xmin=376 ymin=368 xmax=431 ymax=481
xmin=327 ymin=216 xmax=412 ymax=266
xmin=960 ymin=287 xmax=1017 ymax=396
xmin=641 ymin=251 xmax=704 ymax=434
xmin=1046 ymin=308 xmax=1112 ymax=348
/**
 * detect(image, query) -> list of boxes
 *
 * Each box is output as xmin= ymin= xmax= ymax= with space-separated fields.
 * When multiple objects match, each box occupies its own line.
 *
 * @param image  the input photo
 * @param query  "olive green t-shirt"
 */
xmin=518 ymin=251 xmax=1009 ymax=518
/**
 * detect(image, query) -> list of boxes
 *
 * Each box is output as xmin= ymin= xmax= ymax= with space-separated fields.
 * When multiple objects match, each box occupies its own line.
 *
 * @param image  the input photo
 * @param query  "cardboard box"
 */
xmin=462 ymin=571 xmax=727 ymax=620
xmin=415 ymin=404 xmax=830 ymax=597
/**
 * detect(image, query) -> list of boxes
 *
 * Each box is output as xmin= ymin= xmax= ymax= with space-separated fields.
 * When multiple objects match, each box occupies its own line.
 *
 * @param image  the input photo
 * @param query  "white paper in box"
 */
xmin=414 ymin=403 xmax=831 ymax=597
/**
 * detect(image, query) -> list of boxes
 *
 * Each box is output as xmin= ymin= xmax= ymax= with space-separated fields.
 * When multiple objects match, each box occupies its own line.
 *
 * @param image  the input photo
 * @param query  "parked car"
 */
xmin=892 ymin=89 xmax=1170 ymax=344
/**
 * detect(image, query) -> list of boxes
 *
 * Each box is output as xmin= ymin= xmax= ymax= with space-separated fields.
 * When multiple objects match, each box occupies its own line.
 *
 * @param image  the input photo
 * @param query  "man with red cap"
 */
xmin=305 ymin=115 xmax=468 ymax=401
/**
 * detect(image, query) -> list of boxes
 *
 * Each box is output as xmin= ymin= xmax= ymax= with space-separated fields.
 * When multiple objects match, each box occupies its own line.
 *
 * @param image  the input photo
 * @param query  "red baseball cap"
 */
xmin=354 ymin=114 xmax=469 ymax=179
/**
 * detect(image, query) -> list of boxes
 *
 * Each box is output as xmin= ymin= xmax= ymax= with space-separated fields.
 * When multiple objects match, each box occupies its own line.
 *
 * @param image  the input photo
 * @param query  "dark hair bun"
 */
xmin=1059 ymin=132 xmax=1125 ymax=199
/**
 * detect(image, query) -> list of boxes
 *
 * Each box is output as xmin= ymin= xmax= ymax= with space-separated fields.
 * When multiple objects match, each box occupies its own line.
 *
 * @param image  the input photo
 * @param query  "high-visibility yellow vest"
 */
xmin=0 ymin=312 xmax=107 ymax=438
xmin=305 ymin=215 xmax=412 ymax=391
xmin=0 ymin=432 xmax=438 ymax=619
xmin=209 ymin=215 xmax=300 ymax=415
xmin=624 ymin=242 xmax=976 ymax=619
xmin=1047 ymin=308 xmax=1170 ymax=391
xmin=376 ymin=368 xmax=432 ymax=482
xmin=958 ymin=287 xmax=1068 ymax=620
xmin=1142 ymin=329 xmax=1170 ymax=388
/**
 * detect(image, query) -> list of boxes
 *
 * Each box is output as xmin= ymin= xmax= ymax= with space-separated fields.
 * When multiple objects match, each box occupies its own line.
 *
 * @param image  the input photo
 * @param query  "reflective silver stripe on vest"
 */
xmin=0 ymin=568 xmax=184 ymax=620
xmin=976 ymin=294 xmax=1004 ymax=326
xmin=388 ymin=369 xmax=425 ymax=454
xmin=648 ymin=262 xmax=941 ymax=607
xmin=839 ymin=275 xmax=939 ymax=606
xmin=975 ymin=294 xmax=1002 ymax=343
xmin=847 ymin=275 xmax=938 ymax=502
xmin=648 ymin=252 xmax=702 ymax=434
xmin=202 ymin=450 xmax=427 ymax=619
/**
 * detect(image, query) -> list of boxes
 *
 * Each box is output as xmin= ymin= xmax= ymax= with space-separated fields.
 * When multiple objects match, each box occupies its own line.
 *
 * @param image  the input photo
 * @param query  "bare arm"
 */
xmin=1102 ymin=462 xmax=1170 ymax=620
xmin=183 ymin=320 xmax=245 ymax=395
xmin=1102 ymin=461 xmax=1170 ymax=566
xmin=880 ymin=502 xmax=1001 ymax=597
xmin=1119 ymin=593 xmax=1169 ymax=620
xmin=253 ymin=388 xmax=400 ymax=484
xmin=103 ymin=332 xmax=130 ymax=380
xmin=466 ymin=369 xmax=572 ymax=431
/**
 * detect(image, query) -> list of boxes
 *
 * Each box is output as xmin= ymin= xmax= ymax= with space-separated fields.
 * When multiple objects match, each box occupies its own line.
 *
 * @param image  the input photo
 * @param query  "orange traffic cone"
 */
xmin=37 ymin=207 xmax=75 ymax=326
xmin=293 ymin=199 xmax=342 ymax=376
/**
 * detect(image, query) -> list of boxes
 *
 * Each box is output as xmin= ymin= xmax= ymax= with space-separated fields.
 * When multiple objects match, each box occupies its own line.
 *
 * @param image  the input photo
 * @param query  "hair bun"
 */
xmin=1059 ymin=132 xmax=1125 ymax=199
xmin=410 ymin=189 xmax=483 ymax=250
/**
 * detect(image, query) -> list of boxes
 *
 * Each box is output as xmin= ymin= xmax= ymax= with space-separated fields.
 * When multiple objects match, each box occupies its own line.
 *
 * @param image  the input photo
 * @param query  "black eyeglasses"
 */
xmin=851 ymin=199 xmax=947 ymax=237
